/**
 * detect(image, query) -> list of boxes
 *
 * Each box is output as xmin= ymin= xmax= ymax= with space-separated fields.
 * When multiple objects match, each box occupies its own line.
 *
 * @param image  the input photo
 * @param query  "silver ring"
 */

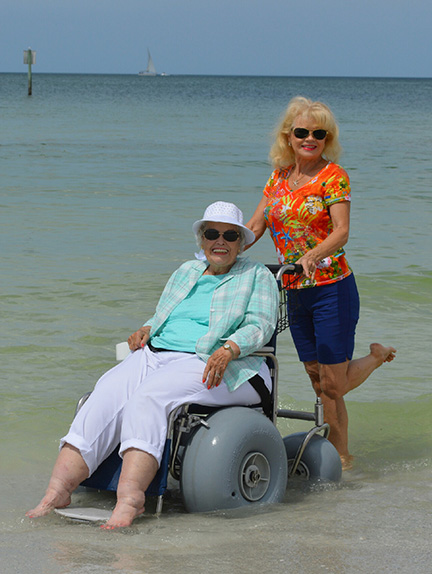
xmin=215 ymin=372 xmax=220 ymax=378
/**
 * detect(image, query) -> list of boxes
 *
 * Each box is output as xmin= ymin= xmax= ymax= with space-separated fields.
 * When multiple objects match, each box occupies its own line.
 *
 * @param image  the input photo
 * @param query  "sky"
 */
xmin=2 ymin=0 xmax=431 ymax=77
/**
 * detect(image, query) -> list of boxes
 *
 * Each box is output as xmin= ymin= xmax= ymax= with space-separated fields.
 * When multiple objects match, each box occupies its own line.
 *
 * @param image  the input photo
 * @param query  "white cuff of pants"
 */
xmin=119 ymin=439 xmax=160 ymax=465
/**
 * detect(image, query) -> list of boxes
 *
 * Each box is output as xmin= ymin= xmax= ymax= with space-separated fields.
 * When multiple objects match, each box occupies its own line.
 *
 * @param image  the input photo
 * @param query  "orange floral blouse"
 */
xmin=263 ymin=162 xmax=352 ymax=288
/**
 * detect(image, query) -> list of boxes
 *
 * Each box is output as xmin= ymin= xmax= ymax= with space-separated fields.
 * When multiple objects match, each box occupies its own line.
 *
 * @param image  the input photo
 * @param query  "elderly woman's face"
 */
xmin=202 ymin=222 xmax=241 ymax=275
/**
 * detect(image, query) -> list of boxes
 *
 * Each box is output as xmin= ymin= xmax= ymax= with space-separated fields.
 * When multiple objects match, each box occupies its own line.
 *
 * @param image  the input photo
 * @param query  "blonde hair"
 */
xmin=269 ymin=96 xmax=342 ymax=168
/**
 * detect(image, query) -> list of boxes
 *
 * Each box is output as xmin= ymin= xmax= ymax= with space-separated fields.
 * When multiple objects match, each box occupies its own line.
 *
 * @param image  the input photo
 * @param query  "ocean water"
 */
xmin=1 ymin=73 xmax=431 ymax=573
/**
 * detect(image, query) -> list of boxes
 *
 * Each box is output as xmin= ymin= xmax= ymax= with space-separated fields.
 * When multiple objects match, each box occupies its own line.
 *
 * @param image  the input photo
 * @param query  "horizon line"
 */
xmin=1 ymin=71 xmax=431 ymax=80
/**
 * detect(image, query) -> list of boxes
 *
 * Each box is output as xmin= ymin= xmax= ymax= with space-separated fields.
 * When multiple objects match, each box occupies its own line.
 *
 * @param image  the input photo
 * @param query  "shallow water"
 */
xmin=1 ymin=73 xmax=431 ymax=573
xmin=3 ymin=466 xmax=431 ymax=574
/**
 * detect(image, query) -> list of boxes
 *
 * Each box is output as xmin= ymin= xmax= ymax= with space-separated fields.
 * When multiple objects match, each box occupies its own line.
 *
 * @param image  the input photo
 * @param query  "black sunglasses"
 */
xmin=292 ymin=128 xmax=327 ymax=140
xmin=203 ymin=228 xmax=240 ymax=242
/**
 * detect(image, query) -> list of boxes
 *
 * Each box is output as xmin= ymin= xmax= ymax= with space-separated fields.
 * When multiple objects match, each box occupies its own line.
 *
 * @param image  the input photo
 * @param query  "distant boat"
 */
xmin=138 ymin=49 xmax=157 ymax=76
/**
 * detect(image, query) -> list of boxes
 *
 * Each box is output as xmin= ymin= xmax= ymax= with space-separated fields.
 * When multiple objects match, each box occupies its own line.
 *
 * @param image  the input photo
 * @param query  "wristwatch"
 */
xmin=223 ymin=343 xmax=235 ymax=359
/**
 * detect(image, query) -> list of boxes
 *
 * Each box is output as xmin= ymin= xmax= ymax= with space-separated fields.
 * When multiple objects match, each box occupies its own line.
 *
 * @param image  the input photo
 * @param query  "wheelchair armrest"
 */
xmin=254 ymin=346 xmax=275 ymax=354
xmin=116 ymin=341 xmax=130 ymax=361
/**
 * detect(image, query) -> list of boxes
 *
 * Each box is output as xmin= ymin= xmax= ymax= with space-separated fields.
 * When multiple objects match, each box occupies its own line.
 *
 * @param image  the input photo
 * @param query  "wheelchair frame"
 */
xmin=77 ymin=263 xmax=338 ymax=516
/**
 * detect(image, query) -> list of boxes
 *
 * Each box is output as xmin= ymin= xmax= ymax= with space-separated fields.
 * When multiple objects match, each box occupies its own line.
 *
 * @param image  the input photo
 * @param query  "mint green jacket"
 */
xmin=144 ymin=257 xmax=279 ymax=391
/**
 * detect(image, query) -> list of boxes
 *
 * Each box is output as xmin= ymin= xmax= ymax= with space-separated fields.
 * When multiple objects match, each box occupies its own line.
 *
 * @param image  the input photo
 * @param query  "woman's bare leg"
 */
xmin=26 ymin=444 xmax=89 ymax=518
xmin=304 ymin=361 xmax=351 ymax=465
xmin=102 ymin=448 xmax=158 ymax=529
xmin=319 ymin=344 xmax=397 ymax=400
xmin=345 ymin=343 xmax=396 ymax=391
xmin=304 ymin=343 xmax=396 ymax=466
xmin=319 ymin=393 xmax=352 ymax=467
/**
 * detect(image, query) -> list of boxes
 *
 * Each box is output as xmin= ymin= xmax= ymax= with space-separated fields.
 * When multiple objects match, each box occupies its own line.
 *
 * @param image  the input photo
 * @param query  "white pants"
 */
xmin=61 ymin=347 xmax=271 ymax=476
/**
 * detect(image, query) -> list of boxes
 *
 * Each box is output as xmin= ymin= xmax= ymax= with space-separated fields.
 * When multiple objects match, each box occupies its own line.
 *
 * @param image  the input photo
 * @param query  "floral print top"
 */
xmin=263 ymin=162 xmax=352 ymax=288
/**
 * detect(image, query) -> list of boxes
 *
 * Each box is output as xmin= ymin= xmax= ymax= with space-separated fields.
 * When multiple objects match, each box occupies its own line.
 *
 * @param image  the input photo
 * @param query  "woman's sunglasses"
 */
xmin=292 ymin=128 xmax=327 ymax=140
xmin=203 ymin=229 xmax=240 ymax=242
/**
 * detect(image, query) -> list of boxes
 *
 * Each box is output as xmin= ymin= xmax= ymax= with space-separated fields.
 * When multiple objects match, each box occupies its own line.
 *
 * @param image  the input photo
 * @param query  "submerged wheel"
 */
xmin=283 ymin=432 xmax=342 ymax=482
xmin=180 ymin=407 xmax=287 ymax=513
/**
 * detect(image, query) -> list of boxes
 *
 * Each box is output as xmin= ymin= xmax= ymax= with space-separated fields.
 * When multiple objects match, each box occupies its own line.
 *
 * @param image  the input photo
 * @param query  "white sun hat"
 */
xmin=192 ymin=201 xmax=255 ymax=246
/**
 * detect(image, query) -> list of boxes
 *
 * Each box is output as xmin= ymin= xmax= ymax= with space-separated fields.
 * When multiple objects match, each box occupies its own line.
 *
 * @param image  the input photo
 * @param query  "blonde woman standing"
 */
xmin=247 ymin=96 xmax=396 ymax=469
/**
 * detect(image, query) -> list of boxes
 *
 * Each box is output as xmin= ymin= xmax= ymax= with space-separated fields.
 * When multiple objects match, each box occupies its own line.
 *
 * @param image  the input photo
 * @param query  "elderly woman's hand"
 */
xmin=203 ymin=341 xmax=240 ymax=389
xmin=128 ymin=326 xmax=151 ymax=351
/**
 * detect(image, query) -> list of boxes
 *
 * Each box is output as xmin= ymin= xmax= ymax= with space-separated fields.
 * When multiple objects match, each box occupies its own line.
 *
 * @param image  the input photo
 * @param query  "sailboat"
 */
xmin=138 ymin=49 xmax=157 ymax=76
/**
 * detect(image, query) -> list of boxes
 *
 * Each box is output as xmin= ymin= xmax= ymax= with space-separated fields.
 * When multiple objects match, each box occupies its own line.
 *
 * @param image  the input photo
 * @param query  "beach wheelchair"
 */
xmin=74 ymin=264 xmax=342 ymax=515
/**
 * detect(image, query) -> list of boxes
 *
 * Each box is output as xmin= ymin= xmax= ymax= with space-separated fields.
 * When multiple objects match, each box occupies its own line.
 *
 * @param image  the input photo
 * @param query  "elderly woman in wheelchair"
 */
xmin=27 ymin=201 xmax=284 ymax=528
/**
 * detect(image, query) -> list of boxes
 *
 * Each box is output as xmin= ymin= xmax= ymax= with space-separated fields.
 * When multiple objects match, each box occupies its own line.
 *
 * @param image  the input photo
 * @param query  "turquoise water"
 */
xmin=1 ymin=74 xmax=431 ymax=573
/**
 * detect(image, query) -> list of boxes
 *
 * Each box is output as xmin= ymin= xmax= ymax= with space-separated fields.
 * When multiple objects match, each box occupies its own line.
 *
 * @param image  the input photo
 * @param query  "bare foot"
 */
xmin=100 ymin=500 xmax=145 ymax=530
xmin=340 ymin=454 xmax=355 ymax=471
xmin=370 ymin=343 xmax=397 ymax=365
xmin=100 ymin=448 xmax=156 ymax=529
xmin=26 ymin=488 xmax=71 ymax=518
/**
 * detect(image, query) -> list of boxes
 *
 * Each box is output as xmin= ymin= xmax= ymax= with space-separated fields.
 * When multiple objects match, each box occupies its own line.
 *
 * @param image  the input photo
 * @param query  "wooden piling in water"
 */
xmin=23 ymin=48 xmax=36 ymax=96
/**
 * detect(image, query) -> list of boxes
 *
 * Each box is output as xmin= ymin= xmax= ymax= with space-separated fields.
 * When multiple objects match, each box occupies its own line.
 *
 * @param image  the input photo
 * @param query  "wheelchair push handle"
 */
xmin=266 ymin=263 xmax=303 ymax=281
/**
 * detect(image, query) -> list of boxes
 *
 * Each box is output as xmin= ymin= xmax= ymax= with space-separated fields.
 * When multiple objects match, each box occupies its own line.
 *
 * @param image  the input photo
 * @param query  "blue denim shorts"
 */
xmin=287 ymin=273 xmax=360 ymax=365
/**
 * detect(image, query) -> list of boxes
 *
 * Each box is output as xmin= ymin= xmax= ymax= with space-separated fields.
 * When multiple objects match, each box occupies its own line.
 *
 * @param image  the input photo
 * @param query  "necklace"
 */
xmin=292 ymin=173 xmax=306 ymax=186
xmin=291 ymin=159 xmax=326 ymax=187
